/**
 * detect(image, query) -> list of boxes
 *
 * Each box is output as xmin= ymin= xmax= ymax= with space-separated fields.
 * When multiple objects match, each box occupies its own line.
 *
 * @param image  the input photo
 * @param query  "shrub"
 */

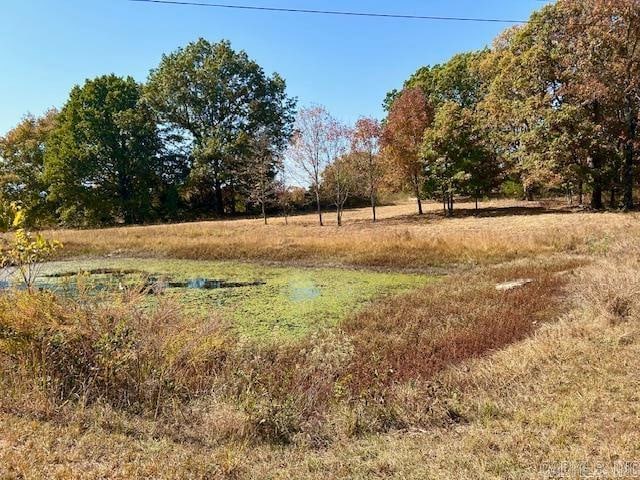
xmin=222 ymin=331 xmax=354 ymax=444
xmin=0 ymin=204 xmax=61 ymax=291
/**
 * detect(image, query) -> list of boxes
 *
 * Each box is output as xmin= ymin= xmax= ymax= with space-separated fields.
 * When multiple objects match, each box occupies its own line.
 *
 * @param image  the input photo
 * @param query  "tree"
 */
xmin=287 ymin=106 xmax=335 ymax=226
xmin=423 ymin=102 xmax=499 ymax=216
xmin=0 ymin=110 xmax=58 ymax=225
xmin=0 ymin=204 xmax=61 ymax=292
xmin=45 ymin=75 xmax=161 ymax=226
xmin=477 ymin=1 xmax=640 ymax=209
xmin=145 ymin=38 xmax=296 ymax=215
xmin=557 ymin=0 xmax=640 ymax=210
xmin=245 ymin=131 xmax=282 ymax=225
xmin=401 ymin=50 xmax=498 ymax=215
xmin=322 ymin=119 xmax=362 ymax=227
xmin=323 ymin=121 xmax=352 ymax=226
xmin=479 ymin=10 xmax=582 ymax=202
xmin=321 ymin=145 xmax=359 ymax=227
xmin=382 ymin=88 xmax=432 ymax=215
xmin=404 ymin=50 xmax=489 ymax=111
xmin=351 ymin=117 xmax=383 ymax=222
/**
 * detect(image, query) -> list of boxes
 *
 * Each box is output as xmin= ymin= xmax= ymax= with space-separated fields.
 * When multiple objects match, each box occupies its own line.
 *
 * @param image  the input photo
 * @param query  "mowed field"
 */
xmin=2 ymin=199 xmax=640 ymax=479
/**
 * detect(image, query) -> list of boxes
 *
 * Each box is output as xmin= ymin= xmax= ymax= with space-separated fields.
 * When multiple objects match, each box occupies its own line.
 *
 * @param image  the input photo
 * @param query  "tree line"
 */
xmin=382 ymin=0 xmax=640 ymax=215
xmin=0 ymin=39 xmax=297 ymax=226
xmin=2 ymin=0 xmax=640 ymax=227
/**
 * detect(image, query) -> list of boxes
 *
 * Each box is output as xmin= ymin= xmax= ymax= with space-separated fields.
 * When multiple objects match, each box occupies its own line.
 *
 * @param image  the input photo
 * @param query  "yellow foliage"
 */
xmin=0 ymin=203 xmax=62 ymax=290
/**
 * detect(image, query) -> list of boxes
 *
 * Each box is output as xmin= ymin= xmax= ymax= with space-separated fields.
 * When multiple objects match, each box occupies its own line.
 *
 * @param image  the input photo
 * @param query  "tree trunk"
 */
xmin=315 ymin=187 xmax=323 ymax=226
xmin=228 ymin=181 xmax=236 ymax=216
xmin=475 ymin=189 xmax=479 ymax=213
xmin=578 ymin=180 xmax=584 ymax=206
xmin=413 ymin=175 xmax=423 ymax=215
xmin=623 ymin=100 xmax=636 ymax=210
xmin=442 ymin=191 xmax=447 ymax=216
xmin=413 ymin=176 xmax=423 ymax=215
xmin=262 ymin=201 xmax=267 ymax=225
xmin=590 ymin=101 xmax=604 ymax=210
xmin=214 ymin=177 xmax=224 ymax=216
xmin=623 ymin=143 xmax=634 ymax=210
xmin=610 ymin=187 xmax=617 ymax=209
xmin=118 ymin=163 xmax=134 ymax=224
xmin=591 ymin=165 xmax=603 ymax=209
xmin=525 ymin=187 xmax=534 ymax=202
xmin=370 ymin=189 xmax=377 ymax=223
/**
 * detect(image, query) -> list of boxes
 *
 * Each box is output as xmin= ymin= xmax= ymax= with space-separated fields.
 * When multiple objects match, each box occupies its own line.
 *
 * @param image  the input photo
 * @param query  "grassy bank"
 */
xmin=3 ymin=254 xmax=637 ymax=479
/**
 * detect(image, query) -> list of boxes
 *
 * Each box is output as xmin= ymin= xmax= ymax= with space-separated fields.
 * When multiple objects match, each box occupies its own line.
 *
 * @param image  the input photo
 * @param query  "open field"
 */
xmin=47 ymin=199 xmax=638 ymax=269
xmin=2 ymin=200 xmax=640 ymax=479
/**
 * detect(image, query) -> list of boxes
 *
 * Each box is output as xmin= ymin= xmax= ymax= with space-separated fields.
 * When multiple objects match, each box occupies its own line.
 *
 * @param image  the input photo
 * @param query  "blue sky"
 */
xmin=1 ymin=0 xmax=550 ymax=133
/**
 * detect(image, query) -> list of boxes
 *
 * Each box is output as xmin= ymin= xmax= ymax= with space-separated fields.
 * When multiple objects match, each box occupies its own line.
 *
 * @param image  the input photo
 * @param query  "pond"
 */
xmin=2 ymin=258 xmax=433 ymax=342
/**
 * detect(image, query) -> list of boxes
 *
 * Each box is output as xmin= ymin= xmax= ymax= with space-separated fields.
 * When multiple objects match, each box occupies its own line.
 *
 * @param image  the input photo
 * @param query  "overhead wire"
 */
xmin=127 ymin=0 xmax=528 ymax=24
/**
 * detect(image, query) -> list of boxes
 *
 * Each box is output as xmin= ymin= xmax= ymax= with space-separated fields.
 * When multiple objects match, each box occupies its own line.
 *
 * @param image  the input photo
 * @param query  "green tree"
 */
xmin=0 ymin=110 xmax=58 ymax=225
xmin=244 ymin=131 xmax=282 ymax=225
xmin=479 ymin=11 xmax=577 ymax=201
xmin=479 ymin=2 xmax=634 ymax=208
xmin=45 ymin=75 xmax=161 ymax=226
xmin=145 ymin=38 xmax=296 ymax=215
xmin=405 ymin=50 xmax=499 ymax=215
xmin=404 ymin=50 xmax=489 ymax=110
xmin=423 ymin=102 xmax=499 ymax=216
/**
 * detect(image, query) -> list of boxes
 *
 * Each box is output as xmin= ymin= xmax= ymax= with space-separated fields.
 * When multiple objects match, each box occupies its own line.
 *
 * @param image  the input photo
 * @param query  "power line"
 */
xmin=127 ymin=0 xmax=528 ymax=24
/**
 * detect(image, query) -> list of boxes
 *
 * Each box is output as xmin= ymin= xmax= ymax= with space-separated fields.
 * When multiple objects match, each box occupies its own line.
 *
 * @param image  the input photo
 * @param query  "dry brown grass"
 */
xmin=46 ymin=199 xmax=639 ymax=269
xmin=2 ymin=200 xmax=640 ymax=478
xmin=2 ymin=256 xmax=639 ymax=479
xmin=342 ymin=257 xmax=582 ymax=394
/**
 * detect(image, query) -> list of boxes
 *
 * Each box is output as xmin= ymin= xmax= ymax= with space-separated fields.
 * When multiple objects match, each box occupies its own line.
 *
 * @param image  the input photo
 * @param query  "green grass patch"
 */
xmin=35 ymin=258 xmax=434 ymax=341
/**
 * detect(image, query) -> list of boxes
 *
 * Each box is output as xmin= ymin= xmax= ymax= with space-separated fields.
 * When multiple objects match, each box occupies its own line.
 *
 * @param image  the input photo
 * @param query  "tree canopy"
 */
xmin=45 ymin=75 xmax=161 ymax=226
xmin=4 ymin=2 xmax=640 ymax=228
xmin=0 ymin=109 xmax=58 ymax=225
xmin=145 ymin=38 xmax=296 ymax=215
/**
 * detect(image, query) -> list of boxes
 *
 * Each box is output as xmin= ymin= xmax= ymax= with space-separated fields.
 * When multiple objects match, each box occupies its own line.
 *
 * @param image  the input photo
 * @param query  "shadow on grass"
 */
xmin=359 ymin=203 xmax=588 ymax=227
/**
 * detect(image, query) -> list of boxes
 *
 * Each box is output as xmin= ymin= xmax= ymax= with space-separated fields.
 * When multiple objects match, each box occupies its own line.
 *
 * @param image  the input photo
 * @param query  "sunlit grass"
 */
xmin=45 ymin=199 xmax=640 ymax=270
xmin=3 ymin=200 xmax=640 ymax=478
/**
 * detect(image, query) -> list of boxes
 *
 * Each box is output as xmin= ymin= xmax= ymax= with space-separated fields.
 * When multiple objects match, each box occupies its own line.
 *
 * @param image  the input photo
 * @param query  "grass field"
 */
xmin=47 ymin=199 xmax=633 ymax=269
xmin=2 ymin=199 xmax=640 ymax=479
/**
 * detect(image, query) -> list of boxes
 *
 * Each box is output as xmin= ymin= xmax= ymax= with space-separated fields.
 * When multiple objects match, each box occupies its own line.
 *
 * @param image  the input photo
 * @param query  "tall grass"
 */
xmin=0 ymin=256 xmax=576 ymax=445
xmin=5 ymin=202 xmax=640 ymax=477
xmin=0 ymin=290 xmax=231 ymax=416
xmin=44 ymin=201 xmax=637 ymax=269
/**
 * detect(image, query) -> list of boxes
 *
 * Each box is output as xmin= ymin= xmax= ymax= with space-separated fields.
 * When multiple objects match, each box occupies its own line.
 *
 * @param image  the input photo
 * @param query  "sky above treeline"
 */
xmin=1 ymin=0 xmax=551 ymax=133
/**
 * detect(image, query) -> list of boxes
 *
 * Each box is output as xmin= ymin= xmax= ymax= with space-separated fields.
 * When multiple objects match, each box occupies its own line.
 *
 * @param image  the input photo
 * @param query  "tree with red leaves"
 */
xmin=382 ymin=88 xmax=432 ymax=215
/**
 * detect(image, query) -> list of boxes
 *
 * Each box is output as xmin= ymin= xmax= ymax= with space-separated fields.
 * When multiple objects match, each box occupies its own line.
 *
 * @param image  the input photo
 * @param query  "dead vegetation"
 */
xmin=1 ymin=200 xmax=640 ymax=478
xmin=45 ymin=199 xmax=639 ymax=269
